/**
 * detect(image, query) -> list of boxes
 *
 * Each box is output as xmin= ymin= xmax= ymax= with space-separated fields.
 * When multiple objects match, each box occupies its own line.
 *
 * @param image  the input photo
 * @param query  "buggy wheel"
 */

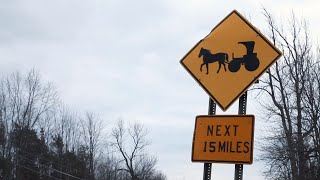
xmin=228 ymin=60 xmax=241 ymax=72
xmin=245 ymin=57 xmax=260 ymax=71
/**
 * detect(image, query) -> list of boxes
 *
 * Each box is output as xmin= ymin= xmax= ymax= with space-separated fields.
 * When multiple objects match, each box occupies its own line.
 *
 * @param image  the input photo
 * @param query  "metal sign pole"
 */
xmin=234 ymin=92 xmax=247 ymax=180
xmin=203 ymin=98 xmax=216 ymax=180
xmin=203 ymin=163 xmax=212 ymax=180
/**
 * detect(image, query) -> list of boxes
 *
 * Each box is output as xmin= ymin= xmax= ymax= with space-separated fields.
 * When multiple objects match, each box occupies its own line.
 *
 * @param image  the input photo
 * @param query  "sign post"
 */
xmin=203 ymin=98 xmax=216 ymax=180
xmin=234 ymin=92 xmax=248 ymax=180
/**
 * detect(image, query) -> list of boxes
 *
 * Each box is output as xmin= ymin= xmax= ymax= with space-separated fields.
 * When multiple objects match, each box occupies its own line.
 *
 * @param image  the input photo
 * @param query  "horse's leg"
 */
xmin=200 ymin=63 xmax=204 ymax=72
xmin=223 ymin=63 xmax=226 ymax=71
xmin=206 ymin=64 xmax=209 ymax=74
xmin=217 ymin=63 xmax=221 ymax=73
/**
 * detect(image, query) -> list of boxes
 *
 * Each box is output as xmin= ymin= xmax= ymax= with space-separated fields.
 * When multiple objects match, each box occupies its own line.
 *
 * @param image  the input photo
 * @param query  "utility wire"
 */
xmin=1 ymin=147 xmax=83 ymax=180
xmin=15 ymin=153 xmax=83 ymax=180
xmin=0 ymin=146 xmax=84 ymax=174
xmin=16 ymin=163 xmax=62 ymax=180
xmin=3 ymin=146 xmax=83 ymax=172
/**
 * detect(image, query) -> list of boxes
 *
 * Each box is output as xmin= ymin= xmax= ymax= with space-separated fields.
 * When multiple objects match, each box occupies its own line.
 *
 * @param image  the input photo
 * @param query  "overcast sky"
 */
xmin=1 ymin=0 xmax=320 ymax=179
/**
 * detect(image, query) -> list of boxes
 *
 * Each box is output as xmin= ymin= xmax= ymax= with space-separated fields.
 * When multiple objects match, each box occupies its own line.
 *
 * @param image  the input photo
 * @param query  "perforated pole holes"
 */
xmin=235 ymin=164 xmax=243 ymax=180
xmin=234 ymin=91 xmax=247 ymax=180
xmin=203 ymin=163 xmax=212 ymax=180
xmin=203 ymin=98 xmax=216 ymax=180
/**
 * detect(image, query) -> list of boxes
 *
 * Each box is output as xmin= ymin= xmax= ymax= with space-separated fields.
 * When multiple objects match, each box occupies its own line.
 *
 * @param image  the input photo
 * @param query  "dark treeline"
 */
xmin=0 ymin=70 xmax=166 ymax=180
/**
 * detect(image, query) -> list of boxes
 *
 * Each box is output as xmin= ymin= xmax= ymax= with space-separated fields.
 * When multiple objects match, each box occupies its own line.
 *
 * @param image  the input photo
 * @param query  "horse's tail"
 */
xmin=225 ymin=53 xmax=229 ymax=63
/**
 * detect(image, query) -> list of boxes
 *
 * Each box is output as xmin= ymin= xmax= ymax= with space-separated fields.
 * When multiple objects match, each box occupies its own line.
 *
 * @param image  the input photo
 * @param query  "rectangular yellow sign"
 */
xmin=192 ymin=115 xmax=255 ymax=164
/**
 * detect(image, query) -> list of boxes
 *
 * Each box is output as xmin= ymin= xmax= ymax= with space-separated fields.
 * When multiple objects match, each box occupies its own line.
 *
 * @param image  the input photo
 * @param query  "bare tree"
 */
xmin=0 ymin=70 xmax=58 ymax=131
xmin=151 ymin=171 xmax=167 ymax=180
xmin=53 ymin=106 xmax=81 ymax=153
xmin=96 ymin=153 xmax=122 ymax=180
xmin=0 ymin=69 xmax=167 ymax=180
xmin=0 ymin=69 xmax=59 ymax=179
xmin=302 ymin=48 xmax=320 ymax=180
xmin=81 ymin=112 xmax=104 ymax=179
xmin=111 ymin=120 xmax=160 ymax=180
xmin=257 ymin=8 xmax=320 ymax=180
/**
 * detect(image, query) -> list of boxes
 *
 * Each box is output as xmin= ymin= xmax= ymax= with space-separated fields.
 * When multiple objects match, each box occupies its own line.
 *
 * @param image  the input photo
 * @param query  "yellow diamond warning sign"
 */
xmin=180 ymin=10 xmax=282 ymax=111
xmin=192 ymin=115 xmax=255 ymax=164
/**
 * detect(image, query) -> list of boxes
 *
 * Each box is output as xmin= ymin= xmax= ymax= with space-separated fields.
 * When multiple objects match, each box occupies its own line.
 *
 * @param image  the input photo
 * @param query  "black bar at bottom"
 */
xmin=234 ymin=164 xmax=243 ymax=180
xmin=203 ymin=163 xmax=212 ymax=180
xmin=203 ymin=98 xmax=216 ymax=180
xmin=234 ymin=92 xmax=247 ymax=180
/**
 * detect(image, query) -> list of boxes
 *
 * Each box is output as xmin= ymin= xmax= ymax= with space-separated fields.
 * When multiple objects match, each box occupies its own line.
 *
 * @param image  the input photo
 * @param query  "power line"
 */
xmin=4 ymin=146 xmax=83 ymax=172
xmin=15 ymin=153 xmax=83 ymax=180
xmin=1 ymin=147 xmax=83 ymax=180
xmin=16 ymin=163 xmax=62 ymax=180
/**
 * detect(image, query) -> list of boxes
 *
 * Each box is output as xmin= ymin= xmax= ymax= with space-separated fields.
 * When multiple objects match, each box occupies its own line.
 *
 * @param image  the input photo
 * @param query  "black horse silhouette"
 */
xmin=198 ymin=47 xmax=229 ymax=74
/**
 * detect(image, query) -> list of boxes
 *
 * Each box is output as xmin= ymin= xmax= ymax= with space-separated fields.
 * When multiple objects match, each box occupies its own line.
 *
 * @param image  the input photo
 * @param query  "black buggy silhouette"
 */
xmin=228 ymin=41 xmax=260 ymax=72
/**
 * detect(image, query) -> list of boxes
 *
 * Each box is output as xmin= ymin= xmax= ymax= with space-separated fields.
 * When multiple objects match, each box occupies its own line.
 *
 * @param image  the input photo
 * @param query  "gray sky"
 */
xmin=1 ymin=0 xmax=320 ymax=179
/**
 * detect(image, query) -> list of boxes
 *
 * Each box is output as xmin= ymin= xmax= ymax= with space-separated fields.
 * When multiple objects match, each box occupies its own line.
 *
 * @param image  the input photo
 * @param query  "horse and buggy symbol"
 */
xmin=199 ymin=41 xmax=260 ymax=74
